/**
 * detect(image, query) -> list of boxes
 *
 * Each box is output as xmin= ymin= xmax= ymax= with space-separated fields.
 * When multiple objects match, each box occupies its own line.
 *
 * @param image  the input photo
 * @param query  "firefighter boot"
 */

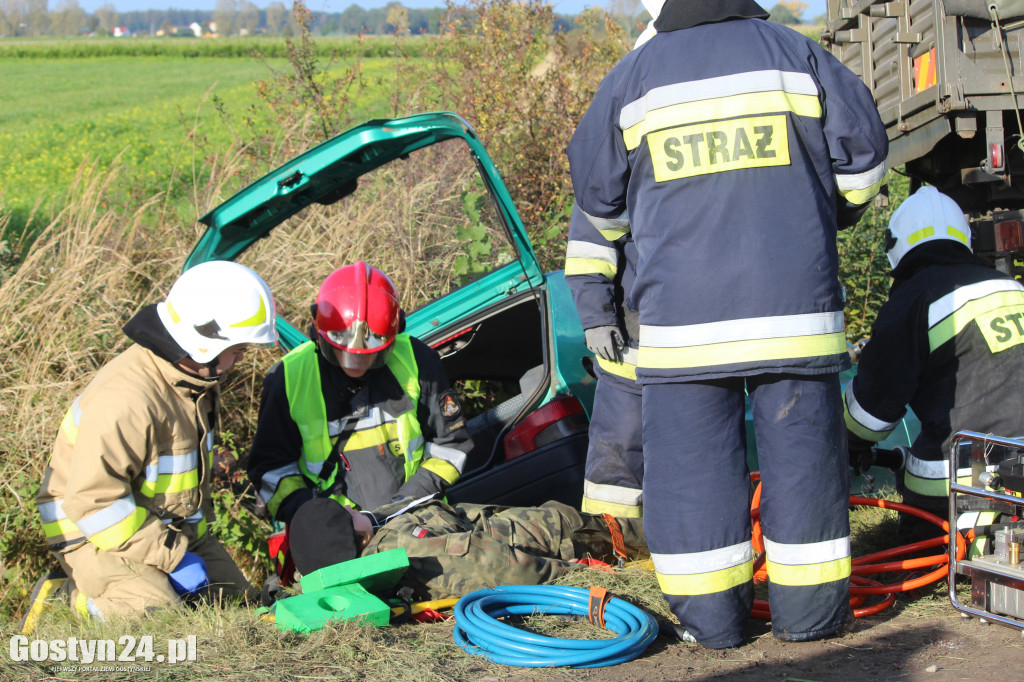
xmin=18 ymin=570 xmax=68 ymax=634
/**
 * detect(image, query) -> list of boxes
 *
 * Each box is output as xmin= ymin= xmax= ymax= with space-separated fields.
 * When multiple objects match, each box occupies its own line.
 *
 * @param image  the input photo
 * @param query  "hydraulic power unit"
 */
xmin=948 ymin=431 xmax=1024 ymax=630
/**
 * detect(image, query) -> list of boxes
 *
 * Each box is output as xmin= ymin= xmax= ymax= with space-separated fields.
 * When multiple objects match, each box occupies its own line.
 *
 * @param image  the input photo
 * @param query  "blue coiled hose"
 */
xmin=452 ymin=585 xmax=658 ymax=668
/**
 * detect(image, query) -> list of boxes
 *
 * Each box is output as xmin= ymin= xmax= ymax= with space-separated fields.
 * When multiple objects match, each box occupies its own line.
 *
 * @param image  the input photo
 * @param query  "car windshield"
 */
xmin=234 ymin=136 xmax=519 ymax=330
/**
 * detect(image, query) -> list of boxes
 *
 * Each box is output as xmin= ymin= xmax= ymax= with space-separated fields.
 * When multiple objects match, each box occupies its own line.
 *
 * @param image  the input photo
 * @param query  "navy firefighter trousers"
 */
xmin=642 ymin=373 xmax=851 ymax=648
xmin=582 ymin=364 xmax=644 ymax=518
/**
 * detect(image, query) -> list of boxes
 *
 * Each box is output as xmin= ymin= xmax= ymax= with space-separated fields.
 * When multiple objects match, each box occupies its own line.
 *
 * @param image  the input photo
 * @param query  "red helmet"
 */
xmin=313 ymin=262 xmax=401 ymax=373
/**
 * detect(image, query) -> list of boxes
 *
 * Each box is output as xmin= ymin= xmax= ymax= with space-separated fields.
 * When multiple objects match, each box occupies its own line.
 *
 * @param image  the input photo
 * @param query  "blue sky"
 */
xmin=78 ymin=0 xmax=828 ymax=21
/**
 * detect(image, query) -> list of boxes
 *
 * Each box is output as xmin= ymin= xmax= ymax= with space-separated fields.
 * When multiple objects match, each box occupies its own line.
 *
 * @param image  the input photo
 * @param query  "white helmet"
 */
xmin=886 ymin=186 xmax=972 ymax=269
xmin=156 ymin=261 xmax=278 ymax=364
xmin=634 ymin=0 xmax=665 ymax=48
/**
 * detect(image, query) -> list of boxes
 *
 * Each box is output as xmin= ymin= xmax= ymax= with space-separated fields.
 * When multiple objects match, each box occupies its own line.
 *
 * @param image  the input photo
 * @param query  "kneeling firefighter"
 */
xmin=34 ymin=261 xmax=279 ymax=621
xmin=247 ymin=262 xmax=474 ymax=535
xmin=844 ymin=186 xmax=1024 ymax=539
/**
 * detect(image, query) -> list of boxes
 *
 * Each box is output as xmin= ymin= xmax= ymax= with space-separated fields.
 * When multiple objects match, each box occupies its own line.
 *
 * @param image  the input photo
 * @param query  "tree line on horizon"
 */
xmin=0 ymin=0 xmax=820 ymax=39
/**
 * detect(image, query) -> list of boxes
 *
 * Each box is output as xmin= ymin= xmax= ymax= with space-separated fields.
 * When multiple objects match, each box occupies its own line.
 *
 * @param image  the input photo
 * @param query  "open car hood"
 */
xmin=183 ymin=111 xmax=545 ymax=349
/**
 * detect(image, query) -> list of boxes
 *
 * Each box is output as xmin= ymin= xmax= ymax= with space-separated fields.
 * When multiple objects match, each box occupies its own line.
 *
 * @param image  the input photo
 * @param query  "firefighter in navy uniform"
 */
xmin=844 ymin=186 xmax=1024 ymax=539
xmin=247 ymin=262 xmax=473 ymax=528
xmin=567 ymin=0 xmax=888 ymax=648
xmin=565 ymin=204 xmax=644 ymax=518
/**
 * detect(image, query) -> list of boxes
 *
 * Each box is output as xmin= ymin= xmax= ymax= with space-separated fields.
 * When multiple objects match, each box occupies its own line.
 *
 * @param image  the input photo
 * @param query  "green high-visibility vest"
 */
xmin=281 ymin=336 xmax=423 ymax=508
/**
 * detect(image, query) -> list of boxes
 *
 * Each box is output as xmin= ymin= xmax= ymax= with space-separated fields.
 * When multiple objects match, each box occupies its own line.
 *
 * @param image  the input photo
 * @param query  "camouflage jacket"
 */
xmin=361 ymin=498 xmax=646 ymax=600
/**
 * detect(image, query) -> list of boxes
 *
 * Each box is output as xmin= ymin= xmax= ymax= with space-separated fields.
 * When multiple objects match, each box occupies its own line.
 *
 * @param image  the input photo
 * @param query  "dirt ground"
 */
xmin=484 ymin=597 xmax=1024 ymax=682
xmin=453 ymin=499 xmax=1024 ymax=682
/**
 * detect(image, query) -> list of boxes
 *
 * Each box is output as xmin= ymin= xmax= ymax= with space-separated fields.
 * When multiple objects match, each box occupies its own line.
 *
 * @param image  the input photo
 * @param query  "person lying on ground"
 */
xmin=286 ymin=495 xmax=648 ymax=602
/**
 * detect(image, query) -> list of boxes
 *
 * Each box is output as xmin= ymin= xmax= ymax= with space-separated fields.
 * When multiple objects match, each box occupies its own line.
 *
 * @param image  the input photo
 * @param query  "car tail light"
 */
xmin=503 ymin=395 xmax=589 ymax=462
xmin=995 ymin=219 xmax=1023 ymax=252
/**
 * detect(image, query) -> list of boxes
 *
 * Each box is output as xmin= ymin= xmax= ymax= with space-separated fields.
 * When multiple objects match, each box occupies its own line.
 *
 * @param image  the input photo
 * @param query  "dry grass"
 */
xmin=234 ymin=136 xmax=515 ymax=322
xmin=1 ymin=602 xmax=499 ymax=681
xmin=0 ymin=155 xmax=195 ymax=614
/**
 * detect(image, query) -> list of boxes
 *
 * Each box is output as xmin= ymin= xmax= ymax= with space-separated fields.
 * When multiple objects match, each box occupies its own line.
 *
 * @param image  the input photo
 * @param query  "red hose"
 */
xmin=748 ymin=477 xmax=967 ymax=619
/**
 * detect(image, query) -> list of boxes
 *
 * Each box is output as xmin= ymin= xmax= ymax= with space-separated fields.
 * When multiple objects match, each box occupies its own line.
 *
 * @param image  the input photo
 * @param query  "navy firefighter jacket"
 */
xmin=844 ymin=243 xmax=1024 ymax=496
xmin=567 ymin=0 xmax=889 ymax=383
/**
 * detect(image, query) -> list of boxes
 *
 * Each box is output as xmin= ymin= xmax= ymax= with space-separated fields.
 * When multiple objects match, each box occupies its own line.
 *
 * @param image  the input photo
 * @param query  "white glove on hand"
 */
xmin=585 ymin=325 xmax=624 ymax=363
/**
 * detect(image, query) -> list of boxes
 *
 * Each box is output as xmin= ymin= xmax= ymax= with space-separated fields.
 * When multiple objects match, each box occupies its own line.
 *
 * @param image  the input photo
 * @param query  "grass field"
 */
xmin=1 ymin=57 xmax=270 ymax=219
xmin=0 ymin=48 xmax=403 ymax=239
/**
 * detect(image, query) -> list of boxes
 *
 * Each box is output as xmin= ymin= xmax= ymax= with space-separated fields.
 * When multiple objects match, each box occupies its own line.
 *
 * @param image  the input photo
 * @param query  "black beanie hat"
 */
xmin=289 ymin=498 xmax=360 ymax=575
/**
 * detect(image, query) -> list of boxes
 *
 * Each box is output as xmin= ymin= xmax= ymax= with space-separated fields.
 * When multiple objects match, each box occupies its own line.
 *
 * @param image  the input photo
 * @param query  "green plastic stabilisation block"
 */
xmin=299 ymin=548 xmax=409 ymax=593
xmin=273 ymin=549 xmax=409 ymax=633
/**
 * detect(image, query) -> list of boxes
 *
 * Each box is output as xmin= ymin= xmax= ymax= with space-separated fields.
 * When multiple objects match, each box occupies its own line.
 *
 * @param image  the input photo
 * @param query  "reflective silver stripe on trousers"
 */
xmin=651 ymin=541 xmax=753 ymax=575
xmin=583 ymin=480 xmax=642 ymax=506
xmin=762 ymin=536 xmax=850 ymax=564
xmin=905 ymin=453 xmax=971 ymax=481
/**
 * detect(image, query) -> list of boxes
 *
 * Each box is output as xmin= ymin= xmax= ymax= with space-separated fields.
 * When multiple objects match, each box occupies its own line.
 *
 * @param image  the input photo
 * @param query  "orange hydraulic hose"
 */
xmin=748 ymin=476 xmax=967 ymax=619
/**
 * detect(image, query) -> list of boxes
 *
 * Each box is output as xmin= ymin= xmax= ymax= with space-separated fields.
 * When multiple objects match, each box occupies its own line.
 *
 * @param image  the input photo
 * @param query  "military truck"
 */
xmin=822 ymin=0 xmax=1024 ymax=277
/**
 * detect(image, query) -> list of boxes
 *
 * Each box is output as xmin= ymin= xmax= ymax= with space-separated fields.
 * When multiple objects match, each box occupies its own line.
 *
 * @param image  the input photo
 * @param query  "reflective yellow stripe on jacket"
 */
xmin=926 ymin=279 xmax=1024 ymax=352
xmin=842 ymin=383 xmax=900 ymax=442
xmin=616 ymin=68 xmax=883 ymax=202
xmin=639 ymin=311 xmax=846 ymax=371
xmin=619 ymin=70 xmax=823 ymax=151
xmin=565 ymin=240 xmax=619 ymax=280
xmin=72 ymin=494 xmax=148 ymax=552
xmin=596 ymin=346 xmax=638 ymax=381
xmin=139 ymin=451 xmax=199 ymax=497
xmin=44 ymin=401 xmax=143 ymax=549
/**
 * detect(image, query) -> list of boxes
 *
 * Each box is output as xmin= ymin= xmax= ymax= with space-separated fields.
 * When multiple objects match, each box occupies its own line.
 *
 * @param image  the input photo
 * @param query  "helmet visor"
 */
xmin=338 ymin=347 xmax=391 ymax=373
xmin=323 ymin=319 xmax=391 ymax=352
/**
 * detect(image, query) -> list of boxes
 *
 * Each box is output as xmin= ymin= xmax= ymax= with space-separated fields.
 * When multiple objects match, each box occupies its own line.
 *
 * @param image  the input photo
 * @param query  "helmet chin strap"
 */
xmin=175 ymin=355 xmax=222 ymax=382
xmin=203 ymin=358 xmax=223 ymax=378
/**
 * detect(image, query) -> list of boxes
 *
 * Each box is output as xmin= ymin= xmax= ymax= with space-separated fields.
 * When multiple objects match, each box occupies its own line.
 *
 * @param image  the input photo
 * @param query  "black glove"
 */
xmin=584 ymin=325 xmax=624 ymax=363
xmin=847 ymin=430 xmax=875 ymax=476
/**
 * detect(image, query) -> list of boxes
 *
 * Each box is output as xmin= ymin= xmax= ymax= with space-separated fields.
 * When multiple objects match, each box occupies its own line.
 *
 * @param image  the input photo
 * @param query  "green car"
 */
xmin=186 ymin=111 xmax=595 ymax=507
xmin=185 ymin=111 xmax=915 ymax=507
